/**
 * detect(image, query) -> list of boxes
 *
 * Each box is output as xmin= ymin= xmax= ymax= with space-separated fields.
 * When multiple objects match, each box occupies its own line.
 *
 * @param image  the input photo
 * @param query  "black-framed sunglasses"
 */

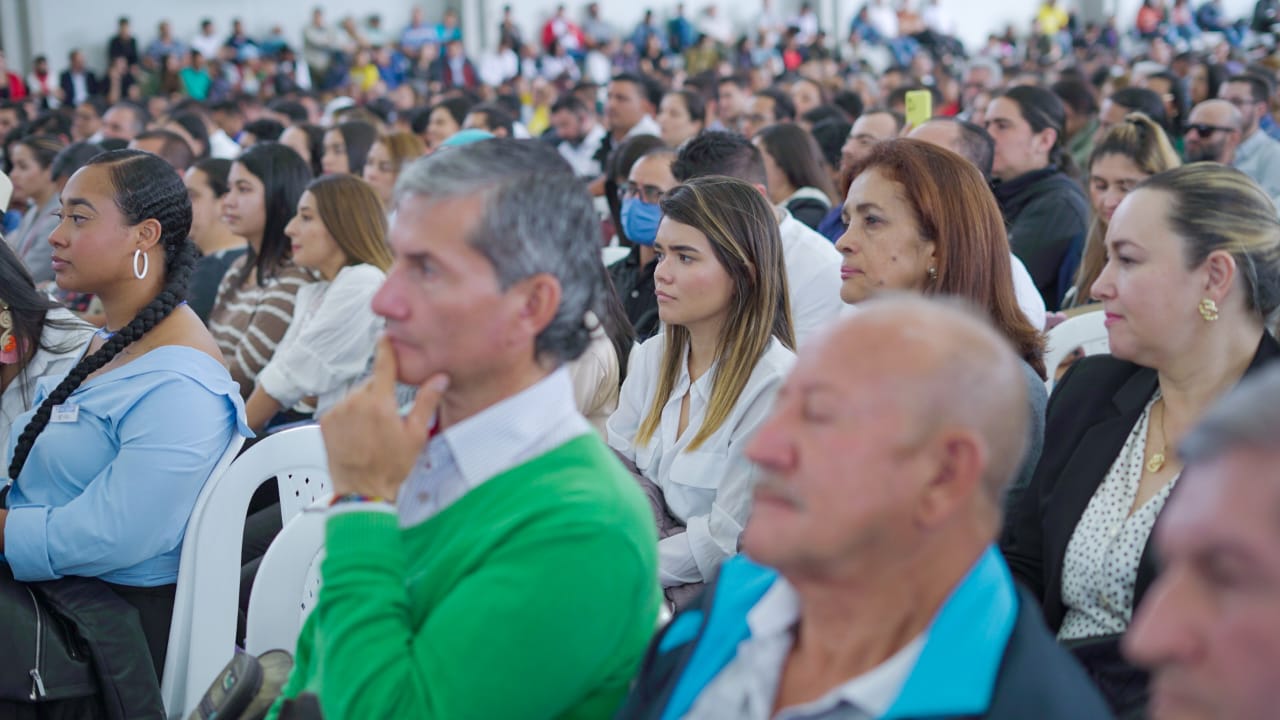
xmin=617 ymin=182 xmax=667 ymax=204
xmin=1185 ymin=123 xmax=1236 ymax=138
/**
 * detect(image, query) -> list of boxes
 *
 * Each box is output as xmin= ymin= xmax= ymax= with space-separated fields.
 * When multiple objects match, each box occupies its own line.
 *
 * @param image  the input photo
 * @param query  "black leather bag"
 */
xmin=0 ymin=564 xmax=96 ymax=703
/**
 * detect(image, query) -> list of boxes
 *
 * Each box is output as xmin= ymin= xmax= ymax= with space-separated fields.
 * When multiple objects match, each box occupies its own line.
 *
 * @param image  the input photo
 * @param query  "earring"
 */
xmin=133 ymin=249 xmax=149 ymax=280
xmin=1199 ymin=298 xmax=1219 ymax=322
xmin=927 ymin=267 xmax=938 ymax=281
xmin=0 ymin=302 xmax=17 ymax=365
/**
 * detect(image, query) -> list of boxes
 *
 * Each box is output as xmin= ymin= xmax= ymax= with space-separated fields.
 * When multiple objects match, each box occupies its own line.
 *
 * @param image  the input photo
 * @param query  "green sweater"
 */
xmin=271 ymin=434 xmax=660 ymax=719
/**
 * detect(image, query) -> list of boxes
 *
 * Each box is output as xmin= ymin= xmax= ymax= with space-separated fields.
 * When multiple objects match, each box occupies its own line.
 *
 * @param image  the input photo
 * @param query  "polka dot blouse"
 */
xmin=1058 ymin=394 xmax=1180 ymax=641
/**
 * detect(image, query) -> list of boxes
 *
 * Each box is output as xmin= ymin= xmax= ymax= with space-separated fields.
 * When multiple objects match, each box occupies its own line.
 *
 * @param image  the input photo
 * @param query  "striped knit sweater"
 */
xmin=207 ymin=255 xmax=316 ymax=399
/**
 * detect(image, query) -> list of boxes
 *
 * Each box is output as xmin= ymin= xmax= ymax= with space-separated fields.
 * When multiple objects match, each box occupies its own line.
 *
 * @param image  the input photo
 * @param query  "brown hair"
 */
xmin=304 ymin=174 xmax=393 ymax=272
xmin=848 ymin=139 xmax=1047 ymax=378
xmin=372 ymin=131 xmax=427 ymax=174
xmin=636 ymin=175 xmax=795 ymax=450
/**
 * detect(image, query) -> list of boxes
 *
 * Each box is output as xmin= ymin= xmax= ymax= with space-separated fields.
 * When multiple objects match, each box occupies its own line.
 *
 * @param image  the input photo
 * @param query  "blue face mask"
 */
xmin=621 ymin=197 xmax=662 ymax=246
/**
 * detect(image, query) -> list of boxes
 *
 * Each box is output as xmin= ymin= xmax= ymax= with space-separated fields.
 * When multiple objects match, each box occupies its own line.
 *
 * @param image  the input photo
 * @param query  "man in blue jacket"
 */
xmin=618 ymin=296 xmax=1112 ymax=720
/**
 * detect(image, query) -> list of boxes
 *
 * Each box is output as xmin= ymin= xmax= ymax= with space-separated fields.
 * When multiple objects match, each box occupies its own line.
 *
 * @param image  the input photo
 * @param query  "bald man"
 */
xmin=616 ymin=297 xmax=1111 ymax=720
xmin=1185 ymin=99 xmax=1243 ymax=164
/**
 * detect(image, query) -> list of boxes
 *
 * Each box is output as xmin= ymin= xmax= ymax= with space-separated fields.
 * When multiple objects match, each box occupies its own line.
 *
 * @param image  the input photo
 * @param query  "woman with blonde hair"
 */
xmin=608 ymin=175 xmax=795 ymax=608
xmin=362 ymin=130 xmax=427 ymax=213
xmin=1064 ymin=112 xmax=1181 ymax=308
xmin=244 ymin=174 xmax=393 ymax=431
xmin=1003 ymin=163 xmax=1280 ymax=715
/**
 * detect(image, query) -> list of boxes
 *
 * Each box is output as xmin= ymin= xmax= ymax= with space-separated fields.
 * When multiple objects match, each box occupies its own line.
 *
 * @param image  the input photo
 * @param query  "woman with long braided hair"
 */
xmin=0 ymin=150 xmax=251 ymax=686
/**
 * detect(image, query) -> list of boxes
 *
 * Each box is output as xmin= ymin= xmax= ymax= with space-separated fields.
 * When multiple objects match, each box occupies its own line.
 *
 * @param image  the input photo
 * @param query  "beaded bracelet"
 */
xmin=329 ymin=493 xmax=391 ymax=507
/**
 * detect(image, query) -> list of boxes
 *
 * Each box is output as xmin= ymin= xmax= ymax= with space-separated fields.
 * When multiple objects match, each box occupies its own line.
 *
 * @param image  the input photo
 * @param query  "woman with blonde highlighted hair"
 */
xmin=1064 ymin=112 xmax=1181 ymax=309
xmin=1003 ymin=163 xmax=1280 ymax=715
xmin=608 ymin=175 xmax=795 ymax=609
xmin=244 ymin=174 xmax=392 ymax=431
xmin=362 ymin=131 xmax=427 ymax=213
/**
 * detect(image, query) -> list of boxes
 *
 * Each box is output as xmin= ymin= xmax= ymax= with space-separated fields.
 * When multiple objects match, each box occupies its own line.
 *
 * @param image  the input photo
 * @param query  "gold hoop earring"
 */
xmin=1199 ymin=298 xmax=1219 ymax=322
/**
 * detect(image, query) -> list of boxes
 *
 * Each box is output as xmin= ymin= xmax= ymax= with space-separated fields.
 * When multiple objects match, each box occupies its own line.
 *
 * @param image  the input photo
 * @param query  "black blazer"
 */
xmin=1002 ymin=332 xmax=1280 ymax=632
xmin=58 ymin=70 xmax=102 ymax=105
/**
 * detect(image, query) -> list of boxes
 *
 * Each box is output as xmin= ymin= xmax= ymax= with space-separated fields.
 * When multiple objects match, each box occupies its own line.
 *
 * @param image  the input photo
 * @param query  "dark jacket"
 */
xmin=1002 ymin=331 xmax=1280 ymax=630
xmin=618 ymin=552 xmax=1112 ymax=720
xmin=784 ymin=196 xmax=829 ymax=232
xmin=992 ymin=166 xmax=1088 ymax=312
xmin=58 ymin=70 xmax=102 ymax=106
xmin=608 ymin=245 xmax=659 ymax=344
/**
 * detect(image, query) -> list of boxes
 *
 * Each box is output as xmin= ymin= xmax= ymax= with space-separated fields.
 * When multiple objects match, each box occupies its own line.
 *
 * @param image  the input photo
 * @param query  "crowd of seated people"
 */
xmin=5 ymin=1 xmax=1280 ymax=717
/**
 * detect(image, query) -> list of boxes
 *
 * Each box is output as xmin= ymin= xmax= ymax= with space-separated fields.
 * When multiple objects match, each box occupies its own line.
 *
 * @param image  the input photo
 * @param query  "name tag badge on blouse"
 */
xmin=50 ymin=403 xmax=80 ymax=423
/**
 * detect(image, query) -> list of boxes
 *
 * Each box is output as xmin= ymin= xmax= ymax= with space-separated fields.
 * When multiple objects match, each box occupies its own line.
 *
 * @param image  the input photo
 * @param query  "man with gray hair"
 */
xmin=617 ymin=297 xmax=1110 ymax=719
xmin=1124 ymin=364 xmax=1280 ymax=720
xmin=272 ymin=139 xmax=659 ymax=717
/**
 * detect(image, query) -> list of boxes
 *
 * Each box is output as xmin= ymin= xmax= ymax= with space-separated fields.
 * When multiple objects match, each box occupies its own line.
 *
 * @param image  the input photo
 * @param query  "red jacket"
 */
xmin=1 ymin=72 xmax=27 ymax=100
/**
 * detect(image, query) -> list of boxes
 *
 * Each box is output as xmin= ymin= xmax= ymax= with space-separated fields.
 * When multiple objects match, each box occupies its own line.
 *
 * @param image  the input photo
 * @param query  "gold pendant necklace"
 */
xmin=1147 ymin=397 xmax=1167 ymax=474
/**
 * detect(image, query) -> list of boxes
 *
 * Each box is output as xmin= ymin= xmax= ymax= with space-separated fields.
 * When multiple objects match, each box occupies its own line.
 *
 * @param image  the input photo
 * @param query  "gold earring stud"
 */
xmin=1199 ymin=298 xmax=1219 ymax=322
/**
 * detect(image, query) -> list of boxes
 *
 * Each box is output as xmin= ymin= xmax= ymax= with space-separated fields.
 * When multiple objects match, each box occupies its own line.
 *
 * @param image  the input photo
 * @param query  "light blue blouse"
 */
xmin=3 ymin=346 xmax=251 ymax=586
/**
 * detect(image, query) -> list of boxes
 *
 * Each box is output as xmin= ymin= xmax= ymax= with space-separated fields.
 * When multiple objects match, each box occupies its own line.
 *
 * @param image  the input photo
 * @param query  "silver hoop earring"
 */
xmin=133 ymin=249 xmax=149 ymax=280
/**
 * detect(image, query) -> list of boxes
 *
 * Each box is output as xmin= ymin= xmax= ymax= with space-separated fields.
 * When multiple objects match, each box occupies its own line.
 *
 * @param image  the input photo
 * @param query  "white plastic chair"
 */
xmin=1044 ymin=310 xmax=1110 ymax=392
xmin=271 ymin=425 xmax=331 ymax=524
xmin=159 ymin=425 xmax=329 ymax=719
xmin=244 ymin=495 xmax=330 ymax=655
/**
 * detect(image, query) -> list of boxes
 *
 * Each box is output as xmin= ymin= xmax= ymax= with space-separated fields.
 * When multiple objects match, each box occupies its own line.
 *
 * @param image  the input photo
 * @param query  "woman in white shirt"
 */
xmin=608 ymin=176 xmax=795 ymax=607
xmin=0 ymin=243 xmax=94 ymax=447
xmin=244 ymin=174 xmax=392 ymax=432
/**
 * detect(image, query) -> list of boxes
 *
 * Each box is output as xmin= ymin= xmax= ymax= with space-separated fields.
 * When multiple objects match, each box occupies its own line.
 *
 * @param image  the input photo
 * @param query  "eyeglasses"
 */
xmin=618 ymin=182 xmax=667 ymax=204
xmin=1185 ymin=123 xmax=1237 ymax=137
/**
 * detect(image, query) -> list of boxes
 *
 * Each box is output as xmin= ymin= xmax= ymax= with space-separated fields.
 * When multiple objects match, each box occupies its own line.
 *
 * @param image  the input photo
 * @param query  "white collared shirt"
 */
xmin=777 ymin=210 xmax=844 ymax=347
xmin=397 ymin=367 xmax=592 ymax=527
xmin=607 ymin=335 xmax=794 ymax=585
xmin=1009 ymin=252 xmax=1047 ymax=331
xmin=0 ymin=309 xmax=94 ymax=454
xmin=685 ymin=577 xmax=926 ymax=720
xmin=558 ymin=123 xmax=608 ymax=178
xmin=624 ymin=114 xmax=662 ymax=141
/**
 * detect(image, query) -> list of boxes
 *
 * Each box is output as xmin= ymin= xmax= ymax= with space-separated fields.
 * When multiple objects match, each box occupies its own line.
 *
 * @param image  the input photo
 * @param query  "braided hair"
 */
xmin=7 ymin=150 xmax=196 ymax=481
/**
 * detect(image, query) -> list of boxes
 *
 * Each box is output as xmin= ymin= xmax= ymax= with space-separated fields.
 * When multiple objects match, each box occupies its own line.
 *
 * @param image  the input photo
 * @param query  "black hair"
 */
xmin=243 ymin=118 xmax=286 ymax=143
xmin=193 ymin=157 xmax=232 ymax=197
xmin=331 ymin=120 xmax=377 ymax=175
xmin=1149 ymin=70 xmax=1187 ymax=135
xmin=210 ymin=100 xmax=242 ymax=117
xmin=0 ymin=242 xmax=85 ymax=382
xmin=233 ymin=142 xmax=312 ymax=286
xmin=429 ymin=96 xmax=476 ymax=127
xmin=664 ymin=89 xmax=707 ymax=123
xmin=16 ymin=134 xmax=65 ymax=170
xmin=923 ymin=117 xmax=996 ymax=178
xmin=99 ymin=138 xmax=129 ymax=152
xmin=718 ymin=74 xmax=750 ymax=91
xmin=604 ymin=134 xmax=668 ymax=244
xmin=109 ymin=101 xmax=150 ymax=135
xmin=267 ymin=98 xmax=309 ymax=125
xmin=408 ymin=105 xmax=433 ymax=135
xmin=135 ymin=129 xmax=196 ymax=171
xmin=1051 ymin=78 xmax=1099 ymax=116
xmin=467 ymin=103 xmax=516 ymax=136
xmin=79 ymin=96 xmax=109 ymax=119
xmin=810 ymin=118 xmax=852 ymax=169
xmin=169 ymin=111 xmax=211 ymax=158
xmin=671 ymin=130 xmax=767 ymax=186
xmin=754 ymin=123 xmax=837 ymax=202
xmin=1227 ymin=72 xmax=1272 ymax=105
xmin=1108 ymin=87 xmax=1169 ymax=133
xmin=50 ymin=141 xmax=105 ymax=182
xmin=30 ymin=110 xmax=72 ymax=139
xmin=832 ymin=89 xmax=865 ymax=121
xmin=551 ymin=94 xmax=589 ymax=115
xmin=611 ymin=72 xmax=663 ymax=110
xmin=755 ymin=87 xmax=797 ymax=122
xmin=7 ymin=151 xmax=197 ymax=480
xmin=801 ymin=104 xmax=848 ymax=128
xmin=290 ymin=123 xmax=326 ymax=177
xmin=1001 ymin=85 xmax=1078 ymax=178
xmin=493 ymin=93 xmax=522 ymax=119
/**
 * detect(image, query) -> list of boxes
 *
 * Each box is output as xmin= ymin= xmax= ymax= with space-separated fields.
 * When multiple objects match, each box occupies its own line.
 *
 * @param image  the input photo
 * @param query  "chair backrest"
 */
xmin=244 ymin=495 xmax=330 ymax=656
xmin=1044 ymin=309 xmax=1109 ymax=392
xmin=159 ymin=426 xmax=329 ymax=719
xmin=158 ymin=433 xmax=244 ymax=719
xmin=271 ymin=426 xmax=332 ymax=524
